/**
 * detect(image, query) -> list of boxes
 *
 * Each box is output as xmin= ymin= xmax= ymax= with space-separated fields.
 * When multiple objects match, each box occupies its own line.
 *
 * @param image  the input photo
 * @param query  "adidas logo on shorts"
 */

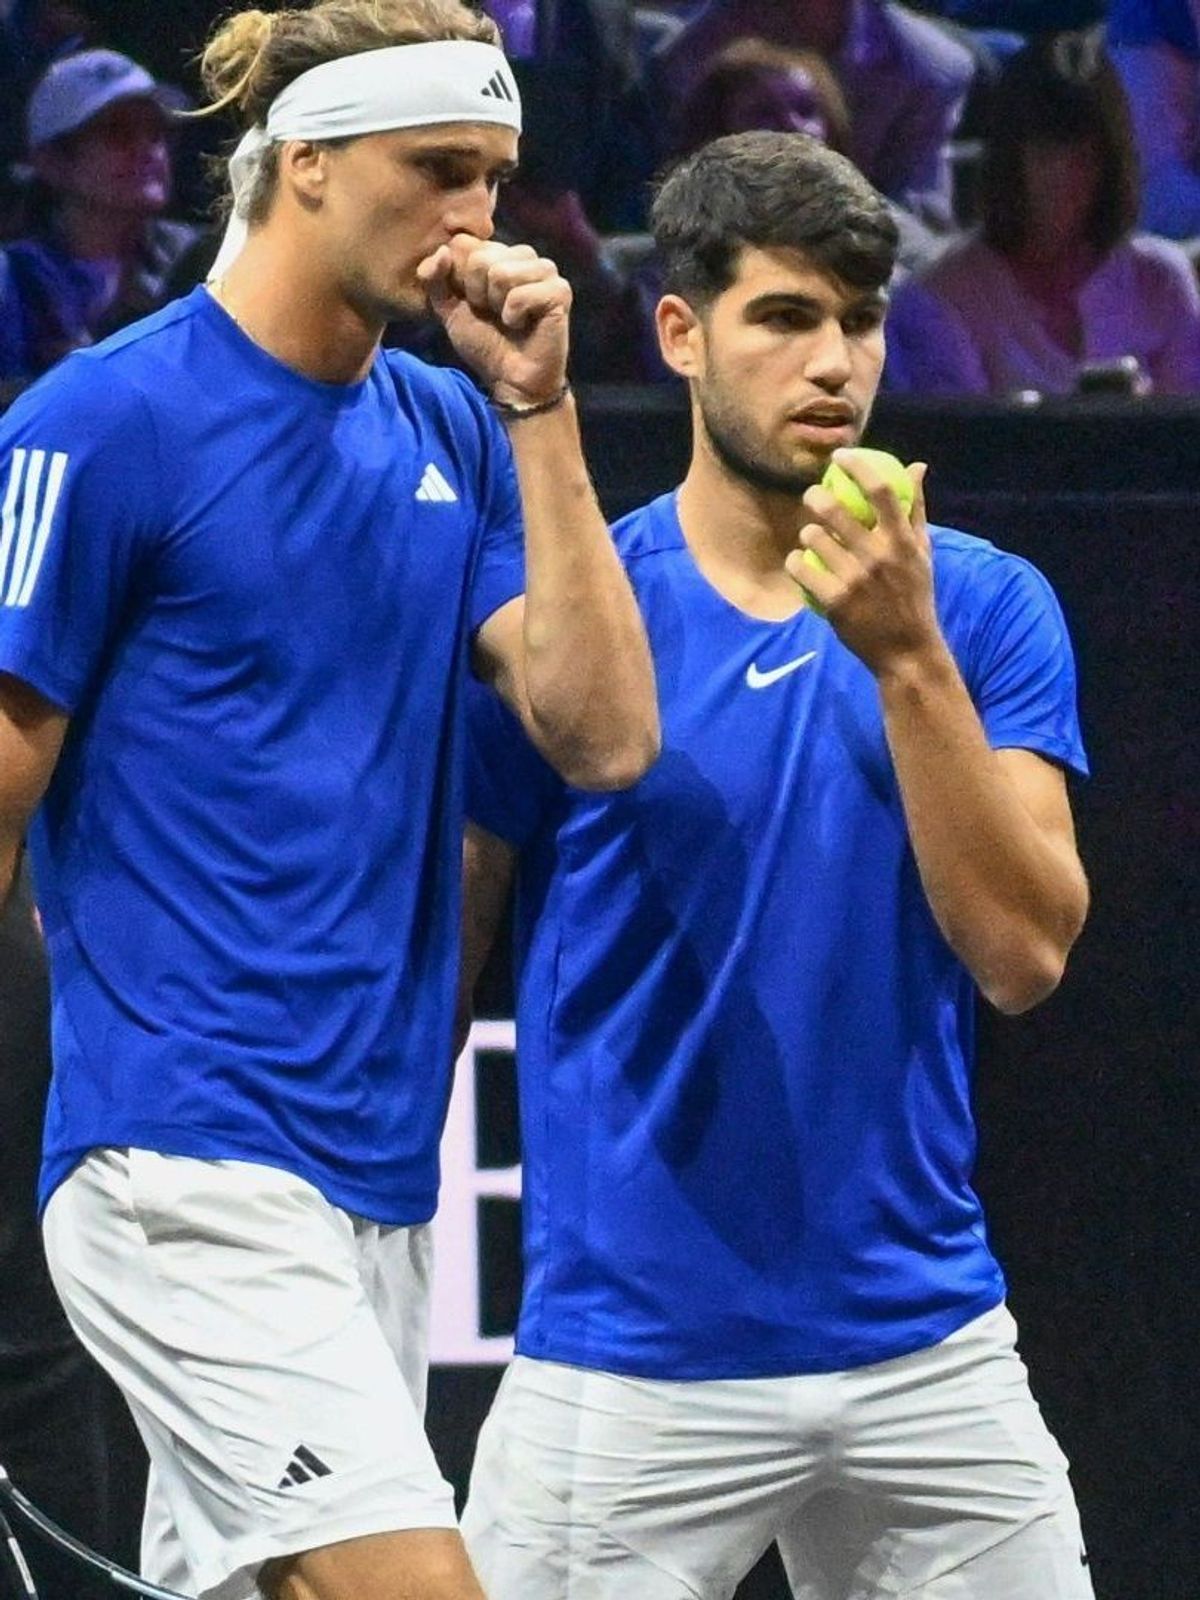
xmin=277 ymin=1444 xmax=332 ymax=1489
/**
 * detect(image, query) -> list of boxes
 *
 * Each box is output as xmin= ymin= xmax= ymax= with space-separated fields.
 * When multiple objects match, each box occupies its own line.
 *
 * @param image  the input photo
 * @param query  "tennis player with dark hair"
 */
xmin=0 ymin=4 xmax=657 ymax=1600
xmin=459 ymin=130 xmax=1094 ymax=1600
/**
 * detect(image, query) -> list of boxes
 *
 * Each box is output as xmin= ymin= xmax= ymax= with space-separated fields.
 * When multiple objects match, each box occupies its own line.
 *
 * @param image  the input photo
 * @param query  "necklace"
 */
xmin=207 ymin=276 xmax=243 ymax=331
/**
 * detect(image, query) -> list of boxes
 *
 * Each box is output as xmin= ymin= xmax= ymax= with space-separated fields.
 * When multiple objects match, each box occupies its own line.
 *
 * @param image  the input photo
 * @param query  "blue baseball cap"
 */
xmin=27 ymin=49 xmax=179 ymax=150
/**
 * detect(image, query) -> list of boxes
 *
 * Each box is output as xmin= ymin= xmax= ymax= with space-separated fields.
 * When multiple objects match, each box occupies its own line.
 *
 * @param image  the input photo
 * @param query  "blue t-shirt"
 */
xmin=467 ymin=490 xmax=1087 ymax=1379
xmin=0 ymin=287 xmax=525 ymax=1221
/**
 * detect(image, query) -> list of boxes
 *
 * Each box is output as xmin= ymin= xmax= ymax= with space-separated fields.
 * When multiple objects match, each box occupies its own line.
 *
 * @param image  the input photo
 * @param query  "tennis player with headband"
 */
xmin=0 ymin=4 xmax=657 ymax=1600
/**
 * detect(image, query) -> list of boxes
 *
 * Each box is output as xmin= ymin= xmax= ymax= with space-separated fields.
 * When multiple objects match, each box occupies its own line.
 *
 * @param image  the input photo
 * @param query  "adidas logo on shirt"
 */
xmin=415 ymin=463 xmax=458 ymax=504
xmin=480 ymin=70 xmax=515 ymax=103
xmin=277 ymin=1444 xmax=332 ymax=1489
xmin=0 ymin=446 xmax=69 ymax=608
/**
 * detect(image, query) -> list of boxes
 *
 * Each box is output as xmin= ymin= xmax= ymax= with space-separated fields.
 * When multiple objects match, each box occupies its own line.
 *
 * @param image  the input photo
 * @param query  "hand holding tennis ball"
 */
xmin=822 ymin=448 xmax=916 ymax=527
xmin=798 ymin=448 xmax=917 ymax=609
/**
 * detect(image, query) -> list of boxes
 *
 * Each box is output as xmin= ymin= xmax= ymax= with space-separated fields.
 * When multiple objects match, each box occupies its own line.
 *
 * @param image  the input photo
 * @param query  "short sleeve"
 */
xmin=459 ymin=379 xmax=525 ymax=634
xmin=465 ymin=674 xmax=562 ymax=846
xmin=0 ymin=356 xmax=158 ymax=712
xmin=969 ymin=557 xmax=1089 ymax=778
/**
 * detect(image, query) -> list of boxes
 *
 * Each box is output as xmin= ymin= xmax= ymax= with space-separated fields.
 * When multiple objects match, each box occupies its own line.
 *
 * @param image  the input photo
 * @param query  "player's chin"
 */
xmin=778 ymin=440 xmax=835 ymax=482
xmin=749 ymin=448 xmax=823 ymax=496
xmin=378 ymin=279 xmax=428 ymax=322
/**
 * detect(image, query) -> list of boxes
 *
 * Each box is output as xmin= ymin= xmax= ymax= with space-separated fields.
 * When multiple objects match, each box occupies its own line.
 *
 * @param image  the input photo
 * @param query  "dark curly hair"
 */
xmin=650 ymin=130 xmax=898 ymax=308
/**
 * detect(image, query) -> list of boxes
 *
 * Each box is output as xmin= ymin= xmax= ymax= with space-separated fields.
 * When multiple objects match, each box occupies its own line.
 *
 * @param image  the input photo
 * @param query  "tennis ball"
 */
xmin=797 ymin=543 xmax=834 ymax=613
xmin=797 ymin=449 xmax=916 ymax=611
xmin=821 ymin=448 xmax=915 ymax=528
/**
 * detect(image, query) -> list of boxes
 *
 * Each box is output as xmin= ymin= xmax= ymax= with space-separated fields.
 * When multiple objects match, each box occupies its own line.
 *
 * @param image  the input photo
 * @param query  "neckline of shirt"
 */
xmin=194 ymin=284 xmax=381 ymax=406
xmin=659 ymin=490 xmax=817 ymax=635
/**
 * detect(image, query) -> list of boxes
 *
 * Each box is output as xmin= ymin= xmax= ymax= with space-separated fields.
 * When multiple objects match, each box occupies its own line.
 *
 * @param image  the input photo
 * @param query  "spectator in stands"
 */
xmin=0 ymin=48 xmax=195 ymax=388
xmin=623 ymin=43 xmax=944 ymax=382
xmin=885 ymin=30 xmax=1200 ymax=395
xmin=1107 ymin=0 xmax=1200 ymax=240
xmin=654 ymin=0 xmax=976 ymax=227
xmin=671 ymin=39 xmax=945 ymax=273
xmin=670 ymin=38 xmax=853 ymax=159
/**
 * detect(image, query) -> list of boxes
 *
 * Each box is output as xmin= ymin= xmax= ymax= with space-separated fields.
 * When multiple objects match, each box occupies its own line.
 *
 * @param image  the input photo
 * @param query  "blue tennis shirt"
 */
xmin=467 ymin=489 xmax=1088 ymax=1378
xmin=0 ymin=287 xmax=525 ymax=1221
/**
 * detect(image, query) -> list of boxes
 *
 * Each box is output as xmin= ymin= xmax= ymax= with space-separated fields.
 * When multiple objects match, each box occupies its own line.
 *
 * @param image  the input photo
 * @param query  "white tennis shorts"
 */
xmin=42 ymin=1148 xmax=457 ymax=1600
xmin=462 ymin=1304 xmax=1095 ymax=1600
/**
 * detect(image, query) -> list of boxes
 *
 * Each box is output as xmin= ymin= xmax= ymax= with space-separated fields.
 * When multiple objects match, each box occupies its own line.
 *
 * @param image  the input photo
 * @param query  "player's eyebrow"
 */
xmin=743 ymin=289 xmax=889 ymax=318
xmin=743 ymin=291 xmax=825 ymax=317
xmin=407 ymin=137 xmax=518 ymax=175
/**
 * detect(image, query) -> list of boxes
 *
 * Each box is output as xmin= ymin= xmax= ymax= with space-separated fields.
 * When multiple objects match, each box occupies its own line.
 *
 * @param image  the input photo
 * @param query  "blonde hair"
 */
xmin=198 ymin=0 xmax=501 ymax=221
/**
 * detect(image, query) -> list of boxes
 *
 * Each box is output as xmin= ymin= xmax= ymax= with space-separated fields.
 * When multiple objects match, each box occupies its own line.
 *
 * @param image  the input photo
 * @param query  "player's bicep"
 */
xmin=995 ymin=747 xmax=1086 ymax=892
xmin=0 ymin=672 xmax=67 ymax=810
xmin=0 ymin=672 xmax=67 ymax=899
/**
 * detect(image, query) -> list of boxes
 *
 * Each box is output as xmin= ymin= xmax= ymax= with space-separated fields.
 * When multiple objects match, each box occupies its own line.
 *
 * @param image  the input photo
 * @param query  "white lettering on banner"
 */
xmin=430 ymin=1018 xmax=520 ymax=1365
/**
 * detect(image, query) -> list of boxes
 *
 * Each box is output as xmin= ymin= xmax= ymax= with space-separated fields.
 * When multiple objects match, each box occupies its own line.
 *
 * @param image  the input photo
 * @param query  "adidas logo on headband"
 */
xmin=480 ymin=70 xmax=515 ymax=103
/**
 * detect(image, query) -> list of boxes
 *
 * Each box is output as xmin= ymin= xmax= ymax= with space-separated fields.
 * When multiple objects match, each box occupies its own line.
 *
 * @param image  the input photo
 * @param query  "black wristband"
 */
xmin=490 ymin=382 xmax=571 ymax=421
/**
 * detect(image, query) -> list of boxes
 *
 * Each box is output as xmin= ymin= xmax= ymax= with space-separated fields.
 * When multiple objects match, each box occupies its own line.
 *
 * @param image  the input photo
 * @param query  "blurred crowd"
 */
xmin=0 ymin=0 xmax=1199 ymax=398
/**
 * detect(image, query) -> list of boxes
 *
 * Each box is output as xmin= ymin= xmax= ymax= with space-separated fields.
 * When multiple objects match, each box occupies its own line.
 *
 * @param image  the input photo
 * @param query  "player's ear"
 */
xmin=656 ymin=293 xmax=705 ymax=379
xmin=278 ymin=139 xmax=329 ymax=207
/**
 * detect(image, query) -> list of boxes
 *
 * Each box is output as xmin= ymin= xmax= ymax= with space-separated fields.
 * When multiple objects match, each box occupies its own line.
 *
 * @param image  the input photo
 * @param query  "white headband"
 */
xmin=210 ymin=40 xmax=521 ymax=279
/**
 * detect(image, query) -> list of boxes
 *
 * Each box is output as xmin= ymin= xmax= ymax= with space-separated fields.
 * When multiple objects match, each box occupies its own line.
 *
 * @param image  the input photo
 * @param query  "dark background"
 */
xmin=428 ymin=391 xmax=1200 ymax=1600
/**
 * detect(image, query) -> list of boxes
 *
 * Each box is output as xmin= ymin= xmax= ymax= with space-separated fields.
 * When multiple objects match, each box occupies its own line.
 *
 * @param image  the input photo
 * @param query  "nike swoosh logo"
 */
xmin=745 ymin=651 xmax=818 ymax=689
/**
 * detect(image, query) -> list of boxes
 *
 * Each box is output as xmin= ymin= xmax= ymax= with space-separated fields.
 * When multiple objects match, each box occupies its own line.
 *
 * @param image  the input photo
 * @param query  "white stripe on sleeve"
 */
xmin=5 ymin=447 xmax=45 ymax=605
xmin=16 ymin=450 xmax=69 ymax=607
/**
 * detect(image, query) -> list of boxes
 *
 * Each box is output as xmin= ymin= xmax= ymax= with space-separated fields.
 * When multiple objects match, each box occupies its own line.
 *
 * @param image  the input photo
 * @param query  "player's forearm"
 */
xmin=504 ymin=396 xmax=659 ymax=790
xmin=878 ymin=643 xmax=1088 ymax=1014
